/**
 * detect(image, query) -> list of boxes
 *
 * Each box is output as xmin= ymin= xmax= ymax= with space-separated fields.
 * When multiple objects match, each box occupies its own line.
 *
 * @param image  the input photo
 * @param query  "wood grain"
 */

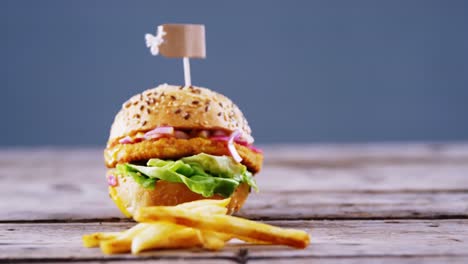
xmin=1 ymin=220 xmax=467 ymax=261
xmin=239 ymin=190 xmax=468 ymax=220
xmin=250 ymin=256 xmax=468 ymax=264
xmin=245 ymin=220 xmax=468 ymax=258
xmin=1 ymin=145 xmax=467 ymax=263
xmin=1 ymin=146 xmax=467 ymax=221
xmin=262 ymin=143 xmax=468 ymax=166
xmin=27 ymin=258 xmax=238 ymax=264
xmin=0 ymin=222 xmax=236 ymax=260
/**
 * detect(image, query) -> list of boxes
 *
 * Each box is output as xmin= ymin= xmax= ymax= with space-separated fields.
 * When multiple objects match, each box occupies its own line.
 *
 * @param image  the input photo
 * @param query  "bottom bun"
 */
xmin=109 ymin=172 xmax=250 ymax=217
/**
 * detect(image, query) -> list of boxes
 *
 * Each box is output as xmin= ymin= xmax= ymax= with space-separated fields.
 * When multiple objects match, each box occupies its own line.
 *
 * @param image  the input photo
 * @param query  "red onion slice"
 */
xmin=144 ymin=126 xmax=174 ymax=139
xmin=234 ymin=138 xmax=249 ymax=146
xmin=107 ymin=175 xmax=118 ymax=187
xmin=248 ymin=145 xmax=263 ymax=154
xmin=146 ymin=126 xmax=174 ymax=135
xmin=174 ymin=130 xmax=190 ymax=139
xmin=119 ymin=136 xmax=133 ymax=144
xmin=144 ymin=133 xmax=165 ymax=140
xmin=212 ymin=130 xmax=228 ymax=137
xmin=228 ymin=130 xmax=243 ymax=163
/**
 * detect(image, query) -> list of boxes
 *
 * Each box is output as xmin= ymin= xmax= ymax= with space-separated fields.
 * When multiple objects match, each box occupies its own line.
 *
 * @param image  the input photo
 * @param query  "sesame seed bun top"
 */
xmin=107 ymin=84 xmax=253 ymax=146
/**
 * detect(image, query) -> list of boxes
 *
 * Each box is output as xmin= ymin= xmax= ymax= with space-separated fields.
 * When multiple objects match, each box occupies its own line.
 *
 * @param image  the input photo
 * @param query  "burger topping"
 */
xmin=107 ymin=175 xmax=118 ymax=187
xmin=228 ymin=130 xmax=243 ymax=163
xmin=174 ymin=130 xmax=190 ymax=139
xmin=119 ymin=136 xmax=133 ymax=144
xmin=116 ymin=127 xmax=262 ymax=155
xmin=144 ymin=126 xmax=174 ymax=138
xmin=116 ymin=153 xmax=258 ymax=198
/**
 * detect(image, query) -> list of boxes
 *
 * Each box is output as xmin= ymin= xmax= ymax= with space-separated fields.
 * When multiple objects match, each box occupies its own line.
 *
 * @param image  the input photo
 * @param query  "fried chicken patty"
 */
xmin=104 ymin=137 xmax=263 ymax=174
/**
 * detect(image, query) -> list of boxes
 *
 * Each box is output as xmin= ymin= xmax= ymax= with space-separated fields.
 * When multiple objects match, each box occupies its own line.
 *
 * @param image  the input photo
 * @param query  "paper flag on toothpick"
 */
xmin=145 ymin=24 xmax=206 ymax=86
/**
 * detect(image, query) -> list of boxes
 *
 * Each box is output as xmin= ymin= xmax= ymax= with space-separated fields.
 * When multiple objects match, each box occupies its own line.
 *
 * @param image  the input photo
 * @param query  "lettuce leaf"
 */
xmin=116 ymin=153 xmax=258 ymax=197
xmin=117 ymin=164 xmax=157 ymax=189
xmin=182 ymin=153 xmax=258 ymax=191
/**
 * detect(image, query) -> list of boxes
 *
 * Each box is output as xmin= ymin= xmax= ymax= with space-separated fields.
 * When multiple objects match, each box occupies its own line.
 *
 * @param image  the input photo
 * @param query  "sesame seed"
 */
xmin=140 ymin=105 xmax=145 ymax=111
xmin=192 ymin=100 xmax=199 ymax=105
xmin=184 ymin=113 xmax=191 ymax=120
xmin=217 ymin=112 xmax=222 ymax=116
xmin=191 ymin=88 xmax=201 ymax=94
xmin=170 ymin=95 xmax=177 ymax=100
xmin=134 ymin=114 xmax=140 ymax=119
xmin=175 ymin=109 xmax=182 ymax=114
xmin=205 ymin=105 xmax=209 ymax=112
xmin=147 ymin=109 xmax=151 ymax=114
xmin=133 ymin=101 xmax=138 ymax=105
xmin=124 ymin=102 xmax=131 ymax=108
xmin=219 ymin=102 xmax=223 ymax=107
xmin=142 ymin=121 xmax=147 ymax=126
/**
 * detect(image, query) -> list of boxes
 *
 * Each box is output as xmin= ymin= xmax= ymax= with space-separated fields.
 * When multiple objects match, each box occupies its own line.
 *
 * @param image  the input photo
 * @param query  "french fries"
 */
xmin=132 ymin=222 xmax=203 ymax=253
xmin=135 ymin=207 xmax=310 ymax=249
xmin=200 ymin=231 xmax=231 ymax=250
xmin=83 ymin=198 xmax=232 ymax=254
xmin=100 ymin=223 xmax=150 ymax=254
xmin=82 ymin=232 xmax=120 ymax=248
xmin=83 ymin=197 xmax=310 ymax=254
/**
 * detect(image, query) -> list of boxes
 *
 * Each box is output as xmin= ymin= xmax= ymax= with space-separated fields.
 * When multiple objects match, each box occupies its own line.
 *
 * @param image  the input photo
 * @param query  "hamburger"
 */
xmin=104 ymin=84 xmax=263 ymax=217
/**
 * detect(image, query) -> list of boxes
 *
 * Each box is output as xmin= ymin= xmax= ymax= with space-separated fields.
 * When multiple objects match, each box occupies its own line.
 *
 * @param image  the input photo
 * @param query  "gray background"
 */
xmin=2 ymin=0 xmax=467 ymax=146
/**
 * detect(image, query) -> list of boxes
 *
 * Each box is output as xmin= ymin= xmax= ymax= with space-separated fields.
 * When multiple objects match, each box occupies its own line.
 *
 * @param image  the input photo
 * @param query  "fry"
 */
xmin=100 ymin=223 xmax=150 ymax=254
xmin=200 ymin=231 xmax=230 ymax=250
xmin=82 ymin=232 xmax=120 ymax=247
xmin=135 ymin=207 xmax=310 ymax=249
xmin=235 ymin=235 xmax=270 ymax=245
xmin=131 ymin=222 xmax=202 ymax=253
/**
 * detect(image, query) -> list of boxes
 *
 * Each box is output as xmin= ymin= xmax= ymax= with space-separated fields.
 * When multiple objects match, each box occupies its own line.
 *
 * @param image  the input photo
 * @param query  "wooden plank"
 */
xmin=239 ymin=190 xmax=468 ymax=220
xmin=1 ymin=146 xmax=467 ymax=221
xmin=262 ymin=143 xmax=468 ymax=166
xmin=2 ymin=143 xmax=468 ymax=165
xmin=257 ymin=164 xmax=468 ymax=192
xmin=10 ymin=258 xmax=468 ymax=264
xmin=1 ymin=180 xmax=467 ymax=221
xmin=1 ymin=155 xmax=468 ymax=221
xmin=2 ymin=179 xmax=468 ymax=222
xmin=246 ymin=220 xmax=468 ymax=258
xmin=9 ymin=257 xmax=468 ymax=264
xmin=0 ymin=222 xmax=237 ymax=261
xmin=12 ymin=261 xmax=235 ymax=264
xmin=250 ymin=256 xmax=468 ymax=264
xmin=1 ymin=220 xmax=467 ymax=261
xmin=2 ymin=160 xmax=468 ymax=191
xmin=2 ymin=146 xmax=468 ymax=191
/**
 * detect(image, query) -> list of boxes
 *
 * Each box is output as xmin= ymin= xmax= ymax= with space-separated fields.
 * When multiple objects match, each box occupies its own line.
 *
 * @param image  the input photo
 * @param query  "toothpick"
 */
xmin=183 ymin=57 xmax=191 ymax=87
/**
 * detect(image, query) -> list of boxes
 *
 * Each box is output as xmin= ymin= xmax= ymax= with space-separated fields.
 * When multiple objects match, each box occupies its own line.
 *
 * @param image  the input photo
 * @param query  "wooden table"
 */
xmin=1 ymin=143 xmax=468 ymax=263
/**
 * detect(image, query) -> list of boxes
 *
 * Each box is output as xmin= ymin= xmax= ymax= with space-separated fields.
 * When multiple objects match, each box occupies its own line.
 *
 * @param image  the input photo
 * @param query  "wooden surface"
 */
xmin=1 ymin=143 xmax=468 ymax=263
